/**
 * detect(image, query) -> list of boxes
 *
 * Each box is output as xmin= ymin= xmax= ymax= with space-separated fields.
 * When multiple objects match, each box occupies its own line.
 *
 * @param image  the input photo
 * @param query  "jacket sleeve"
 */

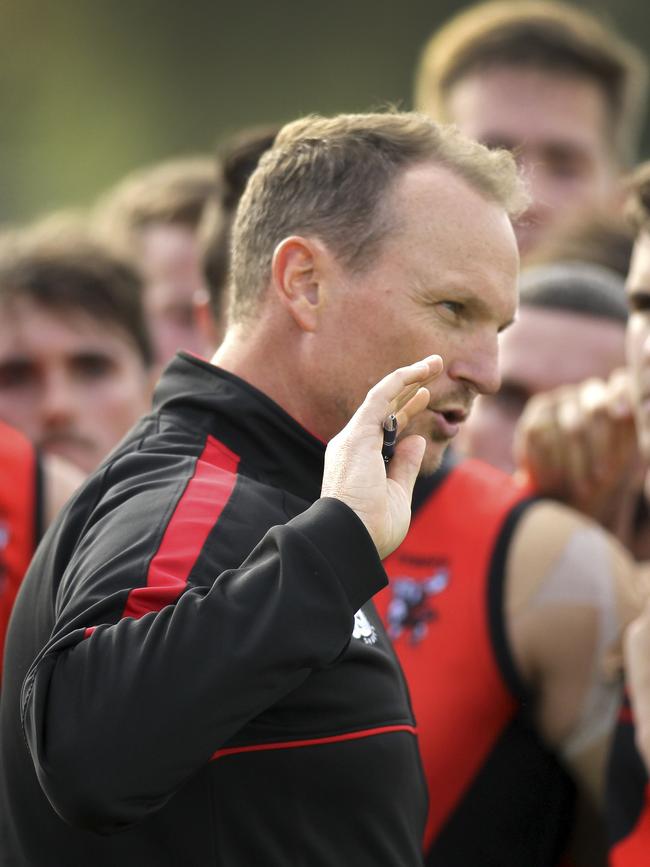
xmin=21 ymin=485 xmax=387 ymax=834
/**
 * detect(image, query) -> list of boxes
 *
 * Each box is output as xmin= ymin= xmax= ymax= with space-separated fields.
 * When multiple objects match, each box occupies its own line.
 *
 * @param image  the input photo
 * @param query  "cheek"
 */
xmin=84 ymin=373 xmax=149 ymax=427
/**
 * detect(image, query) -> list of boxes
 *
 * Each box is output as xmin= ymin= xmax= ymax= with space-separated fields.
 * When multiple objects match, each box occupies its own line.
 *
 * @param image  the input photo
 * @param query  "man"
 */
xmin=94 ymin=156 xmax=221 ymax=371
xmin=514 ymin=163 xmax=650 ymax=864
xmin=415 ymin=0 xmax=647 ymax=255
xmin=0 ymin=112 xmax=523 ymax=865
xmin=0 ymin=420 xmax=83 ymax=677
xmin=457 ymin=258 xmax=629 ymax=474
xmin=197 ymin=122 xmax=639 ymax=864
xmin=0 ymin=219 xmax=156 ymax=473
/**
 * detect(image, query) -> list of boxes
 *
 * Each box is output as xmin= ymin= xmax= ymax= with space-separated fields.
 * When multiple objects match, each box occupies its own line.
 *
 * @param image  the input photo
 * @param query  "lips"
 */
xmin=430 ymin=407 xmax=469 ymax=439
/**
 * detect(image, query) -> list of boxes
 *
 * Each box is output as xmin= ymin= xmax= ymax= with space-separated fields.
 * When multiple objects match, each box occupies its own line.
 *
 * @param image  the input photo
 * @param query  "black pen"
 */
xmin=382 ymin=413 xmax=398 ymax=465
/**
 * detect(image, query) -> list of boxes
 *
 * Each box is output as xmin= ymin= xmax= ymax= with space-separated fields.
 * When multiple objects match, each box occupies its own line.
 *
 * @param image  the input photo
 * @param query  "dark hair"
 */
xmin=0 ymin=217 xmax=153 ymax=367
xmin=200 ymin=125 xmax=279 ymax=321
xmin=518 ymin=261 xmax=628 ymax=322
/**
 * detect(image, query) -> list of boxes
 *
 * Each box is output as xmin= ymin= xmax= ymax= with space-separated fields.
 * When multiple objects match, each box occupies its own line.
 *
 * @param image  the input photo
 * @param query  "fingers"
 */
xmin=386 ymin=434 xmax=427 ymax=501
xmin=514 ymin=372 xmax=641 ymax=517
xmin=395 ymin=387 xmax=430 ymax=430
xmin=359 ymin=355 xmax=443 ymax=427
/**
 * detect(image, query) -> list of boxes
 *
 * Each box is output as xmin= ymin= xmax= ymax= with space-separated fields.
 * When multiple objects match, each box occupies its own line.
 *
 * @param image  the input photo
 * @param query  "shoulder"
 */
xmin=506 ymin=500 xmax=639 ymax=623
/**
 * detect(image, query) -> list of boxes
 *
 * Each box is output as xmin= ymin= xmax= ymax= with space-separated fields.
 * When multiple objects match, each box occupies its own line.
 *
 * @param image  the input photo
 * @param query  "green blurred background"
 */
xmin=1 ymin=0 xmax=649 ymax=224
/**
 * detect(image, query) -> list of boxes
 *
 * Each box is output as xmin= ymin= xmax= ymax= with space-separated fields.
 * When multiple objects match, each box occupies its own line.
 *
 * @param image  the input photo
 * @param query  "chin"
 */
xmin=418 ymin=440 xmax=448 ymax=477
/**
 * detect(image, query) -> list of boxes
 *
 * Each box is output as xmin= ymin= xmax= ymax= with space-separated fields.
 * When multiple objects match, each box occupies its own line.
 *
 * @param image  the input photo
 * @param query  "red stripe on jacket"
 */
xmin=212 ymin=724 xmax=418 ymax=760
xmin=121 ymin=435 xmax=240 ymax=620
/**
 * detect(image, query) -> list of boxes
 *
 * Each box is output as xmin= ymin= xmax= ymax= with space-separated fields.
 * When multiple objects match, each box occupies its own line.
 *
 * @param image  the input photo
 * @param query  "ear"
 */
xmin=193 ymin=288 xmax=226 ymax=354
xmin=271 ymin=236 xmax=329 ymax=332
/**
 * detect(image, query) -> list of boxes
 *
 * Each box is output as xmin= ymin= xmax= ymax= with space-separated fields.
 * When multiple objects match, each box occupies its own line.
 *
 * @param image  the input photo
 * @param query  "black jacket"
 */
xmin=0 ymin=353 xmax=427 ymax=866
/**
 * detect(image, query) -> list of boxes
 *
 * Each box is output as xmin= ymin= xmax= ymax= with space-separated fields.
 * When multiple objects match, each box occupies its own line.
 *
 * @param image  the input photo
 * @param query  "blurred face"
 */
xmin=0 ymin=298 xmax=153 ymax=472
xmin=311 ymin=163 xmax=519 ymax=475
xmin=457 ymin=306 xmax=626 ymax=473
xmin=627 ymin=232 xmax=650 ymax=460
xmin=446 ymin=66 xmax=619 ymax=255
xmin=139 ymin=223 xmax=208 ymax=370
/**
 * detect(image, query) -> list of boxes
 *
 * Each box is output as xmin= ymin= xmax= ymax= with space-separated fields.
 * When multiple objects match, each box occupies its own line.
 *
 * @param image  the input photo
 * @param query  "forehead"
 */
xmin=500 ymin=306 xmax=626 ymax=389
xmin=0 ymin=297 xmax=140 ymax=359
xmin=378 ymin=163 xmax=518 ymax=300
xmin=446 ymin=65 xmax=611 ymax=153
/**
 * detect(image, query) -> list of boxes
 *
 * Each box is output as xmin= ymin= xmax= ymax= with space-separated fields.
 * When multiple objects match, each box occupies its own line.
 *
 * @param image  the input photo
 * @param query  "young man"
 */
xmin=457 ymin=257 xmax=629 ymax=474
xmin=94 ymin=157 xmax=220 ymax=371
xmin=0 ymin=219 xmax=155 ymax=473
xmin=515 ymin=164 xmax=650 ymax=865
xmin=415 ymin=0 xmax=647 ymax=255
xmin=0 ymin=111 xmax=523 ymax=866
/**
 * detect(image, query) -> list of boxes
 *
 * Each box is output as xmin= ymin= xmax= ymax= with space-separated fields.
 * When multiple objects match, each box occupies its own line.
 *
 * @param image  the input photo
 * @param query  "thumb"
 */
xmin=387 ymin=434 xmax=426 ymax=500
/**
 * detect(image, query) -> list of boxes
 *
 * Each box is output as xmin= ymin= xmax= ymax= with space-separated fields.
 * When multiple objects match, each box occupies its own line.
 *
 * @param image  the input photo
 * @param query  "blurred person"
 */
xmin=197 ymin=125 xmax=279 ymax=343
xmin=0 ymin=218 xmax=155 ymax=473
xmin=457 ymin=256 xmax=629 ymax=474
xmin=94 ymin=156 xmax=219 ymax=370
xmin=0 ymin=420 xmax=83 ymax=679
xmin=198 ymin=124 xmax=637 ymax=864
xmin=512 ymin=162 xmax=650 ymax=866
xmin=415 ymin=0 xmax=648 ymax=255
xmin=0 ymin=111 xmax=524 ymax=866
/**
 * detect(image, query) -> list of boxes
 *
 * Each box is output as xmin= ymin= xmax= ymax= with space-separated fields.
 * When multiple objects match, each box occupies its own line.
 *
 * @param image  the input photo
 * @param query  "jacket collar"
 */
xmin=153 ymin=353 xmax=326 ymax=503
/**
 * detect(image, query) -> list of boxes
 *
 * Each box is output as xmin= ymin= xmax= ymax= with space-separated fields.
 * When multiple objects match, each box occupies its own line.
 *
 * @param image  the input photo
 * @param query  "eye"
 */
xmin=0 ymin=359 xmax=37 ymax=389
xmin=72 ymin=353 xmax=115 ymax=380
xmin=439 ymin=300 xmax=464 ymax=317
xmin=628 ymin=292 xmax=650 ymax=313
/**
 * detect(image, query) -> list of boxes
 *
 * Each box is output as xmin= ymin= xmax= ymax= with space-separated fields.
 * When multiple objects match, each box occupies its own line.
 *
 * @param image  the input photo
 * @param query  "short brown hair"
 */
xmin=625 ymin=163 xmax=650 ymax=235
xmin=415 ymin=0 xmax=648 ymax=167
xmin=0 ymin=215 xmax=153 ymax=367
xmin=230 ymin=111 xmax=526 ymax=323
xmin=94 ymin=156 xmax=219 ymax=256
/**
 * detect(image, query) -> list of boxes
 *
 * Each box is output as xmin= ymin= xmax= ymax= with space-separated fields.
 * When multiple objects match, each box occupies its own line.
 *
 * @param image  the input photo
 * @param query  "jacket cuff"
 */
xmin=289 ymin=497 xmax=387 ymax=613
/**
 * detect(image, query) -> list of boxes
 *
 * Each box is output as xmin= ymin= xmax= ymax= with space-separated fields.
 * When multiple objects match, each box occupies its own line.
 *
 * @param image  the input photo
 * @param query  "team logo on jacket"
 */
xmin=387 ymin=566 xmax=450 ymax=643
xmin=352 ymin=609 xmax=378 ymax=645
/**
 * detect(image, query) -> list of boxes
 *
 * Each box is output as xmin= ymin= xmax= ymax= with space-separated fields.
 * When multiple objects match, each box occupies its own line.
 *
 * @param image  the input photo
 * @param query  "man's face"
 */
xmin=626 ymin=232 xmax=650 ymax=460
xmin=457 ymin=306 xmax=627 ymax=473
xmin=311 ymin=163 xmax=519 ymax=475
xmin=445 ymin=66 xmax=619 ymax=255
xmin=0 ymin=298 xmax=153 ymax=472
xmin=139 ymin=223 xmax=208 ymax=371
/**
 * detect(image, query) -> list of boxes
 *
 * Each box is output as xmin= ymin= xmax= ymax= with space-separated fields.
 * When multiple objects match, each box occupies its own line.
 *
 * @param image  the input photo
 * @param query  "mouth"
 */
xmin=430 ymin=407 xmax=468 ymax=439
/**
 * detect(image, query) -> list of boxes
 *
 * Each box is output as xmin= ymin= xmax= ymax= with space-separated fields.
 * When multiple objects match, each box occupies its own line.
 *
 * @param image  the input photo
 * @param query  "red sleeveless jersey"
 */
xmin=375 ymin=455 xmax=576 ymax=866
xmin=0 ymin=420 xmax=40 ymax=673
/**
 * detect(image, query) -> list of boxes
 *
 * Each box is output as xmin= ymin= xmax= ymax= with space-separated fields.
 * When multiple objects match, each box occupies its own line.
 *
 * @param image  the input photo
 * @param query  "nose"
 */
xmin=513 ymin=157 xmax=556 ymax=246
xmin=39 ymin=368 xmax=77 ymax=427
xmin=446 ymin=331 xmax=501 ymax=397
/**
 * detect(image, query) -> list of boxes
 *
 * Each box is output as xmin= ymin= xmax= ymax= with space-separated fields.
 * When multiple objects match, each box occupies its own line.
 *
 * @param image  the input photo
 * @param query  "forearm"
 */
xmin=22 ymin=499 xmax=385 ymax=832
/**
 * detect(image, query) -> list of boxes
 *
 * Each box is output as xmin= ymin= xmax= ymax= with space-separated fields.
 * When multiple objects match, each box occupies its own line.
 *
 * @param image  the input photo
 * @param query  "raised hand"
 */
xmin=514 ymin=368 xmax=645 ymax=547
xmin=321 ymin=355 xmax=443 ymax=559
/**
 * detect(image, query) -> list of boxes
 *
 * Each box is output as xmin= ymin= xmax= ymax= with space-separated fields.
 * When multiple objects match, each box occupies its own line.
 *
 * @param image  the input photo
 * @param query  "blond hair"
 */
xmin=93 ymin=156 xmax=219 ymax=256
xmin=415 ymin=0 xmax=647 ymax=167
xmin=230 ymin=110 xmax=526 ymax=323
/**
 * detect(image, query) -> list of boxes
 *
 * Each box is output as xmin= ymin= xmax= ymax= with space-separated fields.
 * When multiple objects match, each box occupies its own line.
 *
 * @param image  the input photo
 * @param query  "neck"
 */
xmin=212 ymin=321 xmax=326 ymax=441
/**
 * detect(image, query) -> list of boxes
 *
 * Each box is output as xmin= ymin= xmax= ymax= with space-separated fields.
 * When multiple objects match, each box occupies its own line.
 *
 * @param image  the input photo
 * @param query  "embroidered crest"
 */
xmin=387 ymin=567 xmax=450 ymax=643
xmin=352 ymin=609 xmax=378 ymax=645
